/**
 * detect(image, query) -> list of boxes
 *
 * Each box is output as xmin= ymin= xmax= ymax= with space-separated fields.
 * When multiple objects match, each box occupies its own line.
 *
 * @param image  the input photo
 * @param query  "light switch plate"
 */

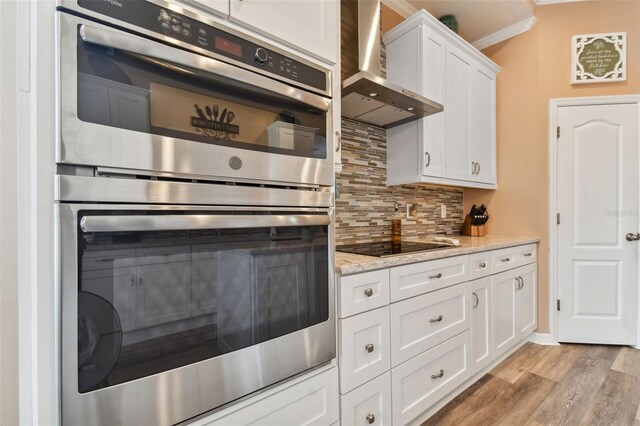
xmin=406 ymin=204 xmax=418 ymax=219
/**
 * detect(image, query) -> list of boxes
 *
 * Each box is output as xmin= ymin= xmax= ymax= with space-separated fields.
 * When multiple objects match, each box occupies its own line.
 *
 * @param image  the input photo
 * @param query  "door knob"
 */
xmin=626 ymin=233 xmax=640 ymax=241
xmin=365 ymin=343 xmax=374 ymax=353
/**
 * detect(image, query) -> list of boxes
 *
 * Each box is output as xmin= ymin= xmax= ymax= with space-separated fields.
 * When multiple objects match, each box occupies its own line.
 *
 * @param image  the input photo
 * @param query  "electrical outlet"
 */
xmin=440 ymin=204 xmax=447 ymax=219
xmin=406 ymin=204 xmax=418 ymax=219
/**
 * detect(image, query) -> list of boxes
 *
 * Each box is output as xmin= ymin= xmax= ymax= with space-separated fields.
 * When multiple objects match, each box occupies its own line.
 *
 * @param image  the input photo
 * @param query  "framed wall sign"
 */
xmin=571 ymin=32 xmax=626 ymax=84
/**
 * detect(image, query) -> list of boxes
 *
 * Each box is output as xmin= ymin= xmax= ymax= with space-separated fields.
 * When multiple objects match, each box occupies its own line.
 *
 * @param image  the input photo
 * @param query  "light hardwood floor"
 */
xmin=423 ymin=342 xmax=640 ymax=426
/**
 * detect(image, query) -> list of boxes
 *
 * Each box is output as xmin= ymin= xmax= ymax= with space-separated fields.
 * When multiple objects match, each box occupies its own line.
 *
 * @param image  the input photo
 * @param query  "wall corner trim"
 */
xmin=472 ymin=16 xmax=537 ymax=51
xmin=380 ymin=0 xmax=418 ymax=18
xmin=528 ymin=332 xmax=559 ymax=345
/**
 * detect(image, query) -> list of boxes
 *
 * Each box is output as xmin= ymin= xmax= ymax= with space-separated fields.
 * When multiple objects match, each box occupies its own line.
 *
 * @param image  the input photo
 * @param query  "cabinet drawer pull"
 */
xmin=335 ymin=131 xmax=341 ymax=152
xmin=472 ymin=292 xmax=479 ymax=309
xmin=524 ymin=252 xmax=533 ymax=257
xmin=130 ymin=276 xmax=135 ymax=287
xmin=479 ymin=262 xmax=486 ymax=268
xmin=425 ymin=151 xmax=431 ymax=167
xmin=366 ymin=413 xmax=375 ymax=424
xmin=431 ymin=369 xmax=445 ymax=379
xmin=364 ymin=288 xmax=374 ymax=297
xmin=95 ymin=258 xmax=116 ymax=262
xmin=429 ymin=315 xmax=443 ymax=323
xmin=365 ymin=343 xmax=375 ymax=353
xmin=429 ymin=272 xmax=443 ymax=279
xmin=501 ymin=257 xmax=511 ymax=263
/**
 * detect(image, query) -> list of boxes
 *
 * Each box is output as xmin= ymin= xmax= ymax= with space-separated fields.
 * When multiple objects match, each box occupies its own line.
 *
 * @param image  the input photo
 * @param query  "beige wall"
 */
xmin=465 ymin=1 xmax=640 ymax=333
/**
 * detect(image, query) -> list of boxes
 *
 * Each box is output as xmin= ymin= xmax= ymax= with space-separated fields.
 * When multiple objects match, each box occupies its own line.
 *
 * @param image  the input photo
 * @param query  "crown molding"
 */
xmin=381 ymin=0 xmax=419 ymax=18
xmin=472 ymin=16 xmax=537 ymax=50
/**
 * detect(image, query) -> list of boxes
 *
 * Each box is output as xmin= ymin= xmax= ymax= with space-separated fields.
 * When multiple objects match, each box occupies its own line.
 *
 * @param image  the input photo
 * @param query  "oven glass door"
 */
xmin=75 ymin=210 xmax=330 ymax=393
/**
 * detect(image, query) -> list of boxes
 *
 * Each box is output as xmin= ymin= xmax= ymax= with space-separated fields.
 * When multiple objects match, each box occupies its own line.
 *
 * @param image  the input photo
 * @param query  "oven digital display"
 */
xmin=215 ymin=36 xmax=242 ymax=58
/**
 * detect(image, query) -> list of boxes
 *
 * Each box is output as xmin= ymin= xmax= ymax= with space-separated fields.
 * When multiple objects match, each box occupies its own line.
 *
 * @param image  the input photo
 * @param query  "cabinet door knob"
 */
xmin=366 ymin=413 xmax=375 ymax=424
xmin=472 ymin=292 xmax=479 ymax=309
xmin=479 ymin=262 xmax=486 ymax=268
xmin=524 ymin=252 xmax=533 ymax=257
xmin=429 ymin=272 xmax=443 ymax=279
xmin=431 ymin=369 xmax=445 ymax=379
xmin=364 ymin=288 xmax=374 ymax=297
xmin=429 ymin=315 xmax=443 ymax=323
xmin=365 ymin=343 xmax=375 ymax=353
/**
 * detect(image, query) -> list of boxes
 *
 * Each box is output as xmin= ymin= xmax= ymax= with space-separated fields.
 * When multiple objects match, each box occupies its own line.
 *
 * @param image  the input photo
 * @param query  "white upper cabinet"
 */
xmin=181 ymin=0 xmax=339 ymax=64
xmin=228 ymin=0 xmax=339 ymax=64
xmin=185 ymin=0 xmax=229 ymax=17
xmin=384 ymin=11 xmax=499 ymax=189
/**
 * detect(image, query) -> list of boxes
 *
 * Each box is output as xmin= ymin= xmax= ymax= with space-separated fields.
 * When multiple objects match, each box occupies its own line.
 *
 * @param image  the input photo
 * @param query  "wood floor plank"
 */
xmin=612 ymin=347 xmax=640 ymax=380
xmin=422 ymin=375 xmax=512 ymax=426
xmin=528 ymin=343 xmax=587 ymax=382
xmin=529 ymin=349 xmax=613 ymax=426
xmin=490 ymin=342 xmax=552 ymax=384
xmin=580 ymin=369 xmax=640 ymax=426
xmin=493 ymin=372 xmax=557 ymax=426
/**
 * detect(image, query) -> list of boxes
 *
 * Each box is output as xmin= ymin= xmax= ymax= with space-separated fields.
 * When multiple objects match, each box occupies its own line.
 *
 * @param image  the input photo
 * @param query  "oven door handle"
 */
xmin=80 ymin=214 xmax=331 ymax=233
xmin=78 ymin=24 xmax=331 ymax=112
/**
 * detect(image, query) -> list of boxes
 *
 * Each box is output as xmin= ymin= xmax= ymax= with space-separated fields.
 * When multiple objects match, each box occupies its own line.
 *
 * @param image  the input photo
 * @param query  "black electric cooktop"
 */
xmin=337 ymin=241 xmax=452 ymax=257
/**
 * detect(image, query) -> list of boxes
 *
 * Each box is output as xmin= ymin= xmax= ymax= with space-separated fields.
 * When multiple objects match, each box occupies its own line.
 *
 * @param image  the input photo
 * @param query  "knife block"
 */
xmin=460 ymin=215 xmax=487 ymax=237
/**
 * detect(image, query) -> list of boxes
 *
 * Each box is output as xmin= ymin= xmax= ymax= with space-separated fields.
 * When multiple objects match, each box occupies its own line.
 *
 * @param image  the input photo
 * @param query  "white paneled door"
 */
xmin=557 ymin=102 xmax=639 ymax=345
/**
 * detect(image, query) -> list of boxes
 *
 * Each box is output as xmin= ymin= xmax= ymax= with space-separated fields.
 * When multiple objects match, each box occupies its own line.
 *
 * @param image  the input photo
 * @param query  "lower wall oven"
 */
xmin=58 ymin=195 xmax=335 ymax=425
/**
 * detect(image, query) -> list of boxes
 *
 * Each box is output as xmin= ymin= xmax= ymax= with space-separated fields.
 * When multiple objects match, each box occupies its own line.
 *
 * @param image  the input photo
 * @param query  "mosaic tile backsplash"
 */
xmin=335 ymin=118 xmax=464 ymax=246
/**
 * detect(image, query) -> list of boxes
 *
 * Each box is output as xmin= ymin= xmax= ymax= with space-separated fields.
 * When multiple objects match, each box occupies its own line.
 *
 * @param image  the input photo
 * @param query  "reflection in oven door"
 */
xmin=75 ymin=211 xmax=330 ymax=393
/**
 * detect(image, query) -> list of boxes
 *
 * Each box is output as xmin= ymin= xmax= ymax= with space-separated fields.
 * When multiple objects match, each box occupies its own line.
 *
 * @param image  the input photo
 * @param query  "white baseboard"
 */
xmin=528 ymin=332 xmax=559 ymax=345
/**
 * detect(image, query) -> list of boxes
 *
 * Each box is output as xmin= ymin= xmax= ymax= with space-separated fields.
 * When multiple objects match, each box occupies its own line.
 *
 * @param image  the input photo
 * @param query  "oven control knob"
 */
xmin=254 ymin=48 xmax=269 ymax=65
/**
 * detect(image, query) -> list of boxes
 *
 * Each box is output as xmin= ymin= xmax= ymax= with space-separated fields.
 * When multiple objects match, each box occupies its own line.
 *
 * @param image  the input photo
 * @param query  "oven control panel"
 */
xmin=72 ymin=0 xmax=328 ymax=94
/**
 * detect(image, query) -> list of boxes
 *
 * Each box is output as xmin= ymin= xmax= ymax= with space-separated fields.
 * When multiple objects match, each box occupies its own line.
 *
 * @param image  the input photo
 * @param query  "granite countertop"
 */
xmin=335 ymin=235 xmax=540 ymax=275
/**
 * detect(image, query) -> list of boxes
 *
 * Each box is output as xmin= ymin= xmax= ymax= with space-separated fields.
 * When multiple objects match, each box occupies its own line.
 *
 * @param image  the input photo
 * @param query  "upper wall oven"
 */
xmin=56 ymin=1 xmax=334 ymax=187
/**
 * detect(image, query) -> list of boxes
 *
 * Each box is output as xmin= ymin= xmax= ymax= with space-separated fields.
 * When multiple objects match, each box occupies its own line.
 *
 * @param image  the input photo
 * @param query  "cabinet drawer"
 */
xmin=390 ymin=255 xmax=469 ymax=302
xmin=340 ymin=372 xmax=392 ymax=426
xmin=390 ymin=283 xmax=469 ymax=367
xmin=205 ymin=367 xmax=339 ymax=426
xmin=491 ymin=247 xmax=518 ymax=274
xmin=82 ymin=248 xmax=136 ymax=271
xmin=391 ymin=331 xmax=470 ymax=426
xmin=338 ymin=270 xmax=390 ymax=318
xmin=339 ymin=306 xmax=391 ymax=393
xmin=515 ymin=244 xmax=537 ymax=267
xmin=469 ymin=251 xmax=492 ymax=280
xmin=136 ymin=245 xmax=191 ymax=265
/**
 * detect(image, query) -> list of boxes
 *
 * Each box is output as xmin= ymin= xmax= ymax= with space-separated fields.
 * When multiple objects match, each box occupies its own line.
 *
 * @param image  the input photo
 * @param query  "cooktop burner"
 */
xmin=337 ymin=241 xmax=452 ymax=257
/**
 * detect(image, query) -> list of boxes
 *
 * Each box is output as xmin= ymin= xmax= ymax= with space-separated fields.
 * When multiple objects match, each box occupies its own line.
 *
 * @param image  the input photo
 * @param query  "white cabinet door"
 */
xmin=444 ymin=43 xmax=473 ymax=182
xmin=183 ymin=0 xmax=229 ymax=17
xmin=340 ymin=372 xmax=392 ymax=426
xmin=206 ymin=367 xmax=339 ymax=426
xmin=81 ymin=267 xmax=138 ymax=332
xmin=516 ymin=263 xmax=537 ymax=339
xmin=492 ymin=269 xmax=518 ymax=359
xmin=469 ymin=63 xmax=496 ymax=185
xmin=136 ymin=262 xmax=191 ymax=328
xmin=391 ymin=331 xmax=470 ymax=426
xmin=228 ymin=0 xmax=339 ymax=64
xmin=390 ymin=283 xmax=469 ymax=367
xmin=470 ymin=277 xmax=492 ymax=374
xmin=339 ymin=306 xmax=391 ymax=393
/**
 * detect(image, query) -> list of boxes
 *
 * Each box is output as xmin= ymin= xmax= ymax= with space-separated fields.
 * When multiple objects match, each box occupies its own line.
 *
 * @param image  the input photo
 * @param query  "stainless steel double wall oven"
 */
xmin=55 ymin=1 xmax=335 ymax=424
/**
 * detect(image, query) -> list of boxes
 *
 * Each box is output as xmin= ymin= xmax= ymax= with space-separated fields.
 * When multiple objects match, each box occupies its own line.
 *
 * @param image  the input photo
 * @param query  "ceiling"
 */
xmin=385 ymin=0 xmax=538 ymax=47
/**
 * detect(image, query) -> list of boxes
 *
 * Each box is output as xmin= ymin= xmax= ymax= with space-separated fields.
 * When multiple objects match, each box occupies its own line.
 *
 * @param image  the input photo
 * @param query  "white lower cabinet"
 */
xmin=337 ymin=244 xmax=538 ymax=426
xmin=339 ymin=306 xmax=391 ymax=393
xmin=340 ymin=372 xmax=392 ymax=426
xmin=204 ymin=367 xmax=339 ymax=426
xmin=470 ymin=277 xmax=492 ymax=373
xmin=390 ymin=283 xmax=469 ymax=367
xmin=391 ymin=331 xmax=470 ymax=426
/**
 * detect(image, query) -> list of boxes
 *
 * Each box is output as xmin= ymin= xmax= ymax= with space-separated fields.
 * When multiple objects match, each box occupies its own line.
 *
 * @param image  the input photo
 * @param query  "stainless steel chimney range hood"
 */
xmin=341 ymin=0 xmax=443 ymax=129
